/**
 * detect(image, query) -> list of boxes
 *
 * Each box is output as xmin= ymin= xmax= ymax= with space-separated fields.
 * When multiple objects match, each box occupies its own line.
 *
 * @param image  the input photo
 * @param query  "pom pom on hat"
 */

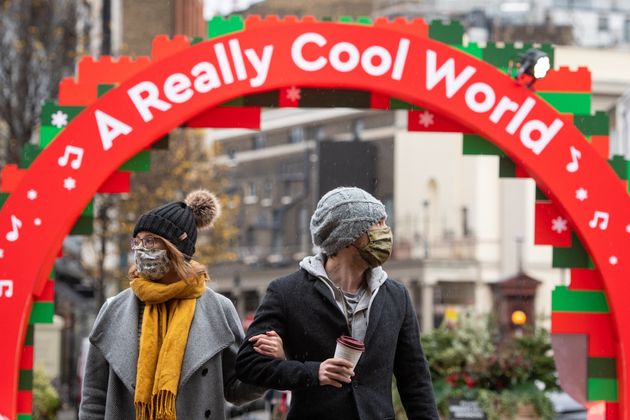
xmin=185 ymin=189 xmax=221 ymax=230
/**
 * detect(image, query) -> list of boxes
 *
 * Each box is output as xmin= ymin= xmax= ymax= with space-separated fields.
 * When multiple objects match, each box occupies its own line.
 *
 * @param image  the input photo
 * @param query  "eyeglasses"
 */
xmin=130 ymin=235 xmax=163 ymax=250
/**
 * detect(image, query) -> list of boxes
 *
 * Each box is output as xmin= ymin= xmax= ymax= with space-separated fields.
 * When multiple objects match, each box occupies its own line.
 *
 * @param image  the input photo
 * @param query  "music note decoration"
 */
xmin=57 ymin=145 xmax=84 ymax=170
xmin=5 ymin=215 xmax=22 ymax=242
xmin=0 ymin=280 xmax=14 ymax=299
xmin=589 ymin=210 xmax=610 ymax=231
xmin=566 ymin=146 xmax=582 ymax=173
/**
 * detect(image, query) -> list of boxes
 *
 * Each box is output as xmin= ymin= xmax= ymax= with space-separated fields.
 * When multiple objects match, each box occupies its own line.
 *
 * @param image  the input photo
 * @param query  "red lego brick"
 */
xmin=536 ymin=66 xmax=591 ymax=93
xmin=570 ymin=269 xmax=604 ymax=291
xmin=590 ymin=135 xmax=609 ymax=160
xmin=552 ymin=312 xmax=615 ymax=357
xmin=152 ymin=35 xmax=191 ymax=62
xmin=58 ymin=77 xmax=98 ymax=106
xmin=18 ymin=346 xmax=33 ymax=371
xmin=0 ymin=164 xmax=26 ymax=193
xmin=97 ymin=171 xmax=131 ymax=193
xmin=34 ymin=280 xmax=55 ymax=302
xmin=77 ymin=56 xmax=151 ymax=84
xmin=187 ymin=107 xmax=261 ymax=129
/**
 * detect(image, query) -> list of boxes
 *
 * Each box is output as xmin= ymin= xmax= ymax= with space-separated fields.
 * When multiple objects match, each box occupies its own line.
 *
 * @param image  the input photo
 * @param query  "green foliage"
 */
xmin=33 ymin=368 xmax=61 ymax=420
xmin=419 ymin=315 xmax=558 ymax=419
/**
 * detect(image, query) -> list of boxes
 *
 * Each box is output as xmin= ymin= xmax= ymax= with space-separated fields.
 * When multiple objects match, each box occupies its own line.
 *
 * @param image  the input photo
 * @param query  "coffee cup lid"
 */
xmin=337 ymin=335 xmax=365 ymax=351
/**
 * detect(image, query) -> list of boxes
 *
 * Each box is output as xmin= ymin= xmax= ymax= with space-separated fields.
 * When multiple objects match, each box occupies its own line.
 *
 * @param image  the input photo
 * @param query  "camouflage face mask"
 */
xmin=134 ymin=248 xmax=170 ymax=280
xmin=355 ymin=226 xmax=393 ymax=268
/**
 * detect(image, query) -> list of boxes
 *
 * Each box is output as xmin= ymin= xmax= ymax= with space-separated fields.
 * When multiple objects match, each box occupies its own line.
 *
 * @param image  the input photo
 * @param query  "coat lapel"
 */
xmin=312 ymin=275 xmax=341 ymax=310
xmin=179 ymin=288 xmax=235 ymax=386
xmin=363 ymin=284 xmax=386 ymax=346
xmin=90 ymin=289 xmax=139 ymax=393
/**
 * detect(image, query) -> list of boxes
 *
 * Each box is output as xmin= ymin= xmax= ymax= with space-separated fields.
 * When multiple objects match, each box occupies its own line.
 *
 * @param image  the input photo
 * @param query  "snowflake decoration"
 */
xmin=27 ymin=189 xmax=38 ymax=200
xmin=575 ymin=188 xmax=588 ymax=201
xmin=610 ymin=256 xmax=618 ymax=265
xmin=551 ymin=216 xmax=568 ymax=234
xmin=34 ymin=218 xmax=42 ymax=226
xmin=418 ymin=110 xmax=435 ymax=128
xmin=64 ymin=177 xmax=76 ymax=191
xmin=51 ymin=110 xmax=69 ymax=128
xmin=285 ymin=86 xmax=301 ymax=102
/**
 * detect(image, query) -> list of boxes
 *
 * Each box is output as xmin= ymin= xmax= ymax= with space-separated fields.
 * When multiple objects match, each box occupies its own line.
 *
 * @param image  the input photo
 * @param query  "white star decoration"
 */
xmin=551 ymin=216 xmax=568 ymax=234
xmin=0 ymin=249 xmax=4 ymax=258
xmin=51 ymin=110 xmax=69 ymax=128
xmin=418 ymin=110 xmax=435 ymax=128
xmin=575 ymin=188 xmax=588 ymax=201
xmin=27 ymin=189 xmax=38 ymax=200
xmin=34 ymin=218 xmax=42 ymax=226
xmin=64 ymin=177 xmax=76 ymax=191
xmin=285 ymin=86 xmax=301 ymax=102
xmin=610 ymin=256 xmax=618 ymax=265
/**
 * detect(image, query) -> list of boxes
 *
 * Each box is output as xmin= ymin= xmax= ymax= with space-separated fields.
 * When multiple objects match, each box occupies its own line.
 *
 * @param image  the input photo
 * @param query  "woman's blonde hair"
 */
xmin=129 ymin=234 xmax=206 ymax=285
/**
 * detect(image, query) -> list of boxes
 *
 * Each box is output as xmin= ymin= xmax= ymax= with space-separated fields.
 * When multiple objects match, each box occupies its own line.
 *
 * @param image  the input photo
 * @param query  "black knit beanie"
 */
xmin=133 ymin=190 xmax=221 ymax=259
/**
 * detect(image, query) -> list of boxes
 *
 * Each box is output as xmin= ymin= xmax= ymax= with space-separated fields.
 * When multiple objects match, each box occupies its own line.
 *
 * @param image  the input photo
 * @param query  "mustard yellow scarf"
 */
xmin=130 ymin=275 xmax=205 ymax=420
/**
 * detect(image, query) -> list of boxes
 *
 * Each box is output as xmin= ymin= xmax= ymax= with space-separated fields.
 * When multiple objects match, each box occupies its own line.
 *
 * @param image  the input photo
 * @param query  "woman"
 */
xmin=79 ymin=190 xmax=284 ymax=420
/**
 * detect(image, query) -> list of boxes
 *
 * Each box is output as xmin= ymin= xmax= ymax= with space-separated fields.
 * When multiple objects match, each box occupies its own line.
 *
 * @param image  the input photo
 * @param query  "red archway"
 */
xmin=0 ymin=21 xmax=628 ymax=418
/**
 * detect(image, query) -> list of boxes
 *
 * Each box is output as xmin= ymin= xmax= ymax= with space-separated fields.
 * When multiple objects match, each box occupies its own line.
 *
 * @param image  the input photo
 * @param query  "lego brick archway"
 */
xmin=0 ymin=17 xmax=628 ymax=419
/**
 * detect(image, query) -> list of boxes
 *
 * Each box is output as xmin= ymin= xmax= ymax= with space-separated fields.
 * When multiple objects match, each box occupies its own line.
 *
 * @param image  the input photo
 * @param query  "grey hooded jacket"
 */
xmin=79 ymin=286 xmax=264 ymax=420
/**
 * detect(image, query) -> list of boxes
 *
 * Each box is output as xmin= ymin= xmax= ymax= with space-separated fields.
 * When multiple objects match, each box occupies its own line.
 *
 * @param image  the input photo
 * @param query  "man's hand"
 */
xmin=318 ymin=358 xmax=354 ymax=388
xmin=249 ymin=330 xmax=286 ymax=359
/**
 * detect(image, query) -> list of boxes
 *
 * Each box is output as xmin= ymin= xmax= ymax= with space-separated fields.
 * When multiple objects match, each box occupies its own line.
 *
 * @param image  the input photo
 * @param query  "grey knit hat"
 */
xmin=310 ymin=187 xmax=387 ymax=255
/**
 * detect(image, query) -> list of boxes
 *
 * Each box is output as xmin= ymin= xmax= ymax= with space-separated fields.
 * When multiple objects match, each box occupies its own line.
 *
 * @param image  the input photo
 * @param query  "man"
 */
xmin=236 ymin=187 xmax=438 ymax=420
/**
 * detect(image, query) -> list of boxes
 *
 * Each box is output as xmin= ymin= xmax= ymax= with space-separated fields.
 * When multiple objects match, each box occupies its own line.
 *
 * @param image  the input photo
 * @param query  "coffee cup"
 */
xmin=334 ymin=335 xmax=365 ymax=368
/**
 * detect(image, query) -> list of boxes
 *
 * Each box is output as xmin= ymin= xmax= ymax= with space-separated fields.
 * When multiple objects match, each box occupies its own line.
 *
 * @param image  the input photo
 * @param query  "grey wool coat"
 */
xmin=79 ymin=287 xmax=264 ymax=420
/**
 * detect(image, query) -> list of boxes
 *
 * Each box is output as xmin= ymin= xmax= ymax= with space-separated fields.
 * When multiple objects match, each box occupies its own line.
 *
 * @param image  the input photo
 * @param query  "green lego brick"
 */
xmin=338 ymin=16 xmax=373 ymax=25
xmin=19 ymin=143 xmax=42 ymax=169
xmin=208 ymin=15 xmax=244 ymax=39
xmin=608 ymin=155 xmax=627 ymax=180
xmin=24 ymin=324 xmax=34 ymax=346
xmin=18 ymin=370 xmax=33 ymax=391
xmin=97 ymin=84 xmax=115 ymax=97
xmin=389 ymin=98 xmax=420 ymax=110
xmin=82 ymin=199 xmax=94 ymax=217
xmin=456 ymin=43 xmax=483 ymax=59
xmin=588 ymin=378 xmax=618 ymax=401
xmin=552 ymin=286 xmax=609 ymax=313
xmin=119 ymin=150 xmax=151 ymax=171
xmin=29 ymin=302 xmax=54 ymax=324
xmin=463 ymin=134 xmax=505 ymax=156
xmin=588 ymin=358 xmax=617 ymax=379
xmin=552 ymin=233 xmax=592 ymax=268
xmin=18 ymin=415 xmax=33 ymax=420
xmin=0 ymin=192 xmax=9 ymax=209
xmin=70 ymin=216 xmax=94 ymax=235
xmin=321 ymin=17 xmax=333 ymax=22
xmin=40 ymin=101 xmax=84 ymax=125
xmin=191 ymin=36 xmax=205 ymax=45
xmin=499 ymin=156 xmax=516 ymax=177
xmin=429 ymin=20 xmax=464 ymax=44
xmin=49 ymin=268 xmax=55 ymax=278
xmin=574 ymin=112 xmax=609 ymax=136
xmin=538 ymin=92 xmax=591 ymax=114
xmin=152 ymin=134 xmax=169 ymax=150
xmin=483 ymin=42 xmax=555 ymax=69
xmin=39 ymin=125 xmax=62 ymax=148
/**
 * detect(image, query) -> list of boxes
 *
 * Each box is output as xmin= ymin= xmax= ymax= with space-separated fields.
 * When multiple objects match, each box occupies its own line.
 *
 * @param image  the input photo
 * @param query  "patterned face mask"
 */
xmin=355 ymin=226 xmax=393 ymax=268
xmin=134 ymin=248 xmax=171 ymax=280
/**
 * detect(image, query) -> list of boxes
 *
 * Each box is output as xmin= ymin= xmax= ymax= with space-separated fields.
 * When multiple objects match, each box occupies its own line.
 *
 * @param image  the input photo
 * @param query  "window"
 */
xmin=288 ymin=127 xmax=304 ymax=144
xmin=625 ymin=18 xmax=630 ymax=42
xmin=253 ymin=133 xmax=266 ymax=150
xmin=598 ymin=15 xmax=609 ymax=32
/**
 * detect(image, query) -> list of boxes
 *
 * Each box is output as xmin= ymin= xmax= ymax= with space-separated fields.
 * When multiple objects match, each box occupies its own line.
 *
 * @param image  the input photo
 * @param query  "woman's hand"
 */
xmin=249 ymin=330 xmax=286 ymax=360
